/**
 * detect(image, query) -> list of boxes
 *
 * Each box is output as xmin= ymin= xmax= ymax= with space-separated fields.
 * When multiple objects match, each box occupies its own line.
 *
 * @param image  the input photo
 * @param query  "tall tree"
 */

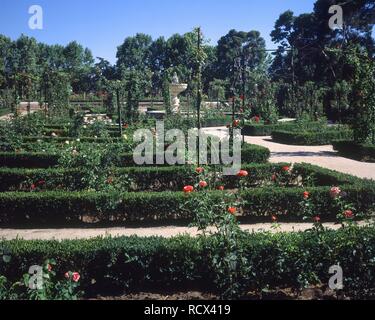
xmin=116 ymin=33 xmax=152 ymax=72
xmin=216 ymin=30 xmax=266 ymax=91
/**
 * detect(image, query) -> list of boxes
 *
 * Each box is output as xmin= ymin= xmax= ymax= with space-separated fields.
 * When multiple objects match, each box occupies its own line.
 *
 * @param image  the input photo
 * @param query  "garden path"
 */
xmin=0 ymin=223 xmax=345 ymax=240
xmin=203 ymin=127 xmax=375 ymax=180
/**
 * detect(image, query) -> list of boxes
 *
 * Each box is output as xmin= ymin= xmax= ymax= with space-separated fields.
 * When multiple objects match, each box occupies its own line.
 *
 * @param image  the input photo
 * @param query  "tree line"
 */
xmin=0 ymin=0 xmax=373 ymax=128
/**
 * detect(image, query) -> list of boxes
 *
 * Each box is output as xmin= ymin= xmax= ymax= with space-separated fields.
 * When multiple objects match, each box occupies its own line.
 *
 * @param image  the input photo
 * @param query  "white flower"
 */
xmin=123 ymin=134 xmax=128 ymax=140
xmin=65 ymin=140 xmax=70 ymax=145
xmin=51 ymin=132 xmax=57 ymax=137
xmin=76 ymin=138 xmax=81 ymax=142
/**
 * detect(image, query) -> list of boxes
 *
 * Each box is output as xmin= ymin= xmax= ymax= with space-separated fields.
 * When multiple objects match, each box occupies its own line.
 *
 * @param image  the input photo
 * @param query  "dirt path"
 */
xmin=0 ymin=223 xmax=345 ymax=240
xmin=203 ymin=127 xmax=375 ymax=180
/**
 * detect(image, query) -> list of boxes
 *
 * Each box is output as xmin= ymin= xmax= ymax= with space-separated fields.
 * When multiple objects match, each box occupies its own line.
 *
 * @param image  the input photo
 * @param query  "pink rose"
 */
xmin=330 ymin=187 xmax=341 ymax=198
xmin=72 ymin=272 xmax=80 ymax=283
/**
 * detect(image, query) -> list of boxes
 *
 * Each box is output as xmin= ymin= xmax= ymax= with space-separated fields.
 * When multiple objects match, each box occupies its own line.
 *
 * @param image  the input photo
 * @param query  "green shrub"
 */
xmin=0 ymin=143 xmax=270 ymax=168
xmin=0 ymin=182 xmax=373 ymax=225
xmin=1 ymin=227 xmax=375 ymax=298
xmin=242 ymin=123 xmax=295 ymax=136
xmin=332 ymin=140 xmax=375 ymax=162
xmin=0 ymin=153 xmax=59 ymax=168
xmin=0 ymin=163 xmax=361 ymax=192
xmin=271 ymin=129 xmax=353 ymax=145
xmin=21 ymin=136 xmax=124 ymax=144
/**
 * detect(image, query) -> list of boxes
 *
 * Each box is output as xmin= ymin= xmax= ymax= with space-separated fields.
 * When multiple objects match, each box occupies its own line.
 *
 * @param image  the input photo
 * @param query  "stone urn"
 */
xmin=169 ymin=73 xmax=188 ymax=113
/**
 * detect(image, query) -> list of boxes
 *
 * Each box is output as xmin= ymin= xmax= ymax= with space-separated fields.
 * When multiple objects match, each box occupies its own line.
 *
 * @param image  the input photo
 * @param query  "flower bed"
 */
xmin=1 ymin=226 xmax=375 ymax=298
xmin=332 ymin=140 xmax=375 ymax=162
xmin=0 ymin=163 xmax=373 ymax=226
xmin=271 ymin=128 xmax=353 ymax=146
xmin=0 ymin=163 xmax=364 ymax=193
xmin=0 ymin=183 xmax=373 ymax=225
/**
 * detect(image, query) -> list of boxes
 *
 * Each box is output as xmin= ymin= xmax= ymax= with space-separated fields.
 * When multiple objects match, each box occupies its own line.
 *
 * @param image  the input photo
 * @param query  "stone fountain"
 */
xmin=169 ymin=73 xmax=188 ymax=113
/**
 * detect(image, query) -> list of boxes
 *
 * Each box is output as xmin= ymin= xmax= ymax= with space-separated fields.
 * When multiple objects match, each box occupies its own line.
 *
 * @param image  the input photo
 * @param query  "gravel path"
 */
xmin=0 ymin=223 xmax=343 ymax=240
xmin=203 ymin=127 xmax=375 ymax=180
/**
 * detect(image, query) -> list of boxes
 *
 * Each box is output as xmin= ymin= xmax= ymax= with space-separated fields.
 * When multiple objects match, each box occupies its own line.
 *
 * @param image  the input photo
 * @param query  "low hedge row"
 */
xmin=0 ymin=153 xmax=59 ymax=169
xmin=0 ymin=163 xmax=290 ymax=192
xmin=21 ymin=136 xmax=123 ymax=144
xmin=1 ymin=227 xmax=375 ymax=297
xmin=0 ymin=183 xmax=373 ymax=225
xmin=332 ymin=140 xmax=375 ymax=163
xmin=0 ymin=143 xmax=270 ymax=168
xmin=201 ymin=117 xmax=232 ymax=127
xmin=42 ymin=128 xmax=121 ymax=138
xmin=0 ymin=163 xmax=363 ymax=193
xmin=271 ymin=129 xmax=353 ymax=146
xmin=242 ymin=123 xmax=295 ymax=136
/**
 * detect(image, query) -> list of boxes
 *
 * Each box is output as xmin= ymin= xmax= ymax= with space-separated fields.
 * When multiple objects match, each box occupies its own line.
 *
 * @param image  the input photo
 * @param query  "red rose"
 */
xmin=282 ymin=166 xmax=290 ymax=172
xmin=303 ymin=191 xmax=310 ymax=200
xmin=37 ymin=180 xmax=46 ymax=186
xmin=72 ymin=272 xmax=80 ymax=283
xmin=106 ymin=177 xmax=114 ymax=184
xmin=217 ymin=186 xmax=225 ymax=191
xmin=64 ymin=272 xmax=70 ymax=279
xmin=233 ymin=120 xmax=240 ymax=127
xmin=237 ymin=170 xmax=249 ymax=177
xmin=195 ymin=167 xmax=204 ymax=174
xmin=271 ymin=215 xmax=278 ymax=222
xmin=30 ymin=184 xmax=36 ymax=190
xmin=272 ymin=174 xmax=277 ymax=181
xmin=47 ymin=264 xmax=52 ymax=272
xmin=228 ymin=207 xmax=237 ymax=215
xmin=344 ymin=210 xmax=354 ymax=219
xmin=199 ymin=181 xmax=208 ymax=188
xmin=254 ymin=116 xmax=260 ymax=123
xmin=313 ymin=216 xmax=321 ymax=223
xmin=240 ymin=95 xmax=244 ymax=101
xmin=183 ymin=185 xmax=194 ymax=193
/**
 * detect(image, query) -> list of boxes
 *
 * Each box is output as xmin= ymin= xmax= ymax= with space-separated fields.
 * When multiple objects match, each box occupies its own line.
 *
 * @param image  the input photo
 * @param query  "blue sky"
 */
xmin=0 ymin=0 xmax=321 ymax=63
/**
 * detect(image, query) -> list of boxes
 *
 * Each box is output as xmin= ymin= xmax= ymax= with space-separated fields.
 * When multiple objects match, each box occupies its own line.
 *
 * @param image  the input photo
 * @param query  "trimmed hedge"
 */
xmin=0 ymin=183 xmax=373 ymax=225
xmin=0 ymin=153 xmax=59 ymax=169
xmin=42 ymin=128 xmax=121 ymax=138
xmin=201 ymin=116 xmax=232 ymax=127
xmin=0 ymin=143 xmax=270 ymax=168
xmin=271 ymin=129 xmax=353 ymax=146
xmin=242 ymin=123 xmax=296 ymax=136
xmin=1 ymin=227 xmax=375 ymax=297
xmin=0 ymin=163 xmax=290 ymax=192
xmin=21 ymin=136 xmax=123 ymax=144
xmin=332 ymin=140 xmax=375 ymax=163
xmin=0 ymin=163 xmax=365 ymax=193
xmin=292 ymin=163 xmax=364 ymax=186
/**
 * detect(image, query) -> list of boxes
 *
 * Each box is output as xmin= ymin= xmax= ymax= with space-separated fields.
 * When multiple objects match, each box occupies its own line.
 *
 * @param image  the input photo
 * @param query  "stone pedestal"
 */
xmin=169 ymin=83 xmax=188 ymax=113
